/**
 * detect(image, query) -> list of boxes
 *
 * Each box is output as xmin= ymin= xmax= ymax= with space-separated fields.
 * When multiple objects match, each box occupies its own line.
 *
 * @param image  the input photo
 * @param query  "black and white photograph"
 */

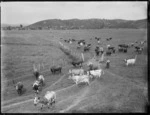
xmin=1 ymin=1 xmax=148 ymax=113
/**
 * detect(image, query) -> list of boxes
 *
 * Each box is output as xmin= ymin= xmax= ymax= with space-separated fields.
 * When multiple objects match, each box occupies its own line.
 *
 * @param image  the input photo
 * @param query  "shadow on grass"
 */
xmin=71 ymin=109 xmax=85 ymax=113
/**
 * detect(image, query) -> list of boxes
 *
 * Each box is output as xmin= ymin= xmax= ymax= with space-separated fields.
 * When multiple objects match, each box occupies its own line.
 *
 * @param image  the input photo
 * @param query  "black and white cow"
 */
xmin=95 ymin=46 xmax=100 ymax=56
xmin=71 ymin=60 xmax=83 ymax=67
xmin=33 ymin=80 xmax=41 ymax=94
xmin=13 ymin=81 xmax=24 ymax=95
xmin=84 ymin=44 xmax=91 ymax=52
xmin=135 ymin=46 xmax=143 ymax=54
xmin=108 ymin=46 xmax=115 ymax=53
xmin=106 ymin=37 xmax=112 ymax=41
xmin=51 ymin=65 xmax=62 ymax=74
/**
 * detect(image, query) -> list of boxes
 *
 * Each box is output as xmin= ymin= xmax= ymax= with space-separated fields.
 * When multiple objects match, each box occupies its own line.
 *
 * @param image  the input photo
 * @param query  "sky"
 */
xmin=1 ymin=2 xmax=147 ymax=25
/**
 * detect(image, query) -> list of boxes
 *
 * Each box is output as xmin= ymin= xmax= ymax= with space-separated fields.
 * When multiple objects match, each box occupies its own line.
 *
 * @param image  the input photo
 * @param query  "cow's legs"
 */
xmin=47 ymin=103 xmax=50 ymax=109
xmin=41 ymin=104 xmax=43 ymax=110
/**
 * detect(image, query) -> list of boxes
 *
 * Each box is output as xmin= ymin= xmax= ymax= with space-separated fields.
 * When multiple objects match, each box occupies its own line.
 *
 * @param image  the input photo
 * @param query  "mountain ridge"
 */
xmin=26 ymin=18 xmax=147 ymax=29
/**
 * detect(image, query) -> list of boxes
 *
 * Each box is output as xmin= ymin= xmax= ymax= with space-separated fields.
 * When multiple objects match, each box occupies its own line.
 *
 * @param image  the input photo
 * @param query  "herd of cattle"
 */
xmin=10 ymin=36 xmax=146 ymax=110
xmin=63 ymin=37 xmax=146 ymax=56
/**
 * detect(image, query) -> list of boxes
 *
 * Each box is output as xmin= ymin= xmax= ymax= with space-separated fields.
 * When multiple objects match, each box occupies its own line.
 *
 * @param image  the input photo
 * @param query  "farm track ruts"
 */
xmin=105 ymin=69 xmax=147 ymax=89
xmin=2 ymin=40 xmax=71 ymax=106
xmin=2 ymin=65 xmax=71 ymax=106
xmin=2 ymin=63 xmax=69 ymax=84
xmin=2 ymin=73 xmax=68 ymax=109
xmin=2 ymin=67 xmax=146 ymax=110
xmin=2 ymin=84 xmax=76 ymax=110
xmin=64 ymin=84 xmax=112 ymax=112
xmin=2 ymin=33 xmax=147 ymax=112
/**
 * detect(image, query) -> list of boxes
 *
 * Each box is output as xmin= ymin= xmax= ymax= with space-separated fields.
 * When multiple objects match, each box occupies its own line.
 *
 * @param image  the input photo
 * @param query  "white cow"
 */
xmin=87 ymin=69 xmax=104 ymax=79
xmin=124 ymin=55 xmax=137 ymax=66
xmin=78 ymin=77 xmax=89 ymax=85
xmin=69 ymin=74 xmax=89 ymax=85
xmin=80 ymin=42 xmax=83 ymax=46
xmin=33 ymin=80 xmax=41 ymax=94
xmin=107 ymin=45 xmax=110 ymax=49
xmin=34 ymin=91 xmax=56 ymax=109
xmin=68 ymin=68 xmax=84 ymax=76
xmin=38 ymin=75 xmax=45 ymax=86
xmin=69 ymin=41 xmax=72 ymax=44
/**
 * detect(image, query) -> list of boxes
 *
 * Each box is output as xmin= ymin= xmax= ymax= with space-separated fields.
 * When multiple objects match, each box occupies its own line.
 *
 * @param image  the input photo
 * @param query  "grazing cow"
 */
xmin=106 ymin=37 xmax=112 ymax=41
xmin=69 ymin=74 xmax=89 ymax=85
xmin=64 ymin=40 xmax=68 ymax=43
xmin=95 ymin=47 xmax=100 ymax=56
xmin=33 ymin=64 xmax=43 ymax=80
xmin=33 ymin=71 xmax=40 ymax=80
xmin=51 ymin=65 xmax=62 ymax=74
xmin=78 ymin=40 xmax=86 ymax=46
xmin=69 ymin=40 xmax=72 ymax=44
xmin=123 ymin=48 xmax=127 ymax=53
xmin=79 ymin=42 xmax=83 ymax=46
xmin=87 ymin=44 xmax=91 ymax=47
xmin=88 ymin=64 xmax=99 ymax=70
xmin=135 ymin=46 xmax=140 ymax=50
xmin=135 ymin=46 xmax=143 ymax=54
xmin=97 ymin=40 xmax=101 ymax=44
xmin=108 ymin=47 xmax=115 ymax=53
xmin=87 ymin=69 xmax=104 ymax=79
xmin=34 ymin=91 xmax=56 ymax=109
xmin=33 ymin=80 xmax=41 ymax=94
xmin=69 ymin=68 xmax=84 ymax=76
xmin=106 ymin=51 xmax=111 ymax=56
xmin=14 ymin=81 xmax=24 ymax=95
xmin=84 ymin=46 xmax=90 ymax=52
xmin=107 ymin=45 xmax=110 ymax=49
xmin=118 ymin=46 xmax=127 ymax=53
xmin=124 ymin=55 xmax=137 ymax=66
xmin=71 ymin=61 xmax=83 ymax=67
xmin=78 ymin=76 xmax=89 ymax=85
xmin=38 ymin=75 xmax=45 ymax=86
xmin=106 ymin=60 xmax=110 ymax=68
xmin=72 ymin=39 xmax=76 ymax=42
xmin=118 ymin=46 xmax=124 ymax=52
xmin=108 ymin=46 xmax=115 ymax=50
xmin=134 ymin=46 xmax=143 ymax=53
xmin=118 ymin=44 xmax=129 ymax=48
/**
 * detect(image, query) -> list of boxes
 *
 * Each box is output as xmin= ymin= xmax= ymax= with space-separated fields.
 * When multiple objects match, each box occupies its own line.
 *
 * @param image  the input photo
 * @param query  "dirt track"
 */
xmin=2 ymin=29 xmax=147 ymax=113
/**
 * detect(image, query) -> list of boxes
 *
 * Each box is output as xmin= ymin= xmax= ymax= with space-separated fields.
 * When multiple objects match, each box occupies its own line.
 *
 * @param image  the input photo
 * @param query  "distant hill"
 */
xmin=26 ymin=18 xmax=147 ymax=29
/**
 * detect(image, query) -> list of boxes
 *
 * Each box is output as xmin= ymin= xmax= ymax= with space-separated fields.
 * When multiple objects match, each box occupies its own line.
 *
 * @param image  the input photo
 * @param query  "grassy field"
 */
xmin=1 ymin=29 xmax=148 ymax=113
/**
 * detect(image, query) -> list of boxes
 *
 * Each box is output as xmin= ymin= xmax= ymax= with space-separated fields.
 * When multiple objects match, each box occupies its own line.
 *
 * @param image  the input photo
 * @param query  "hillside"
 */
xmin=26 ymin=19 xmax=147 ymax=29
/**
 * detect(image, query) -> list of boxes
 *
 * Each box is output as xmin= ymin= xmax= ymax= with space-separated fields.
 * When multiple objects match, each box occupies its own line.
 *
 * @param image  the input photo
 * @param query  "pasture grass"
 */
xmin=1 ymin=29 xmax=147 ymax=113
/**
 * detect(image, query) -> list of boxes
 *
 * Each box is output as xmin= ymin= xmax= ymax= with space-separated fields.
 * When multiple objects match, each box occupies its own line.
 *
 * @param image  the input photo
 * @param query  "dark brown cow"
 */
xmin=51 ymin=65 xmax=62 ymax=74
